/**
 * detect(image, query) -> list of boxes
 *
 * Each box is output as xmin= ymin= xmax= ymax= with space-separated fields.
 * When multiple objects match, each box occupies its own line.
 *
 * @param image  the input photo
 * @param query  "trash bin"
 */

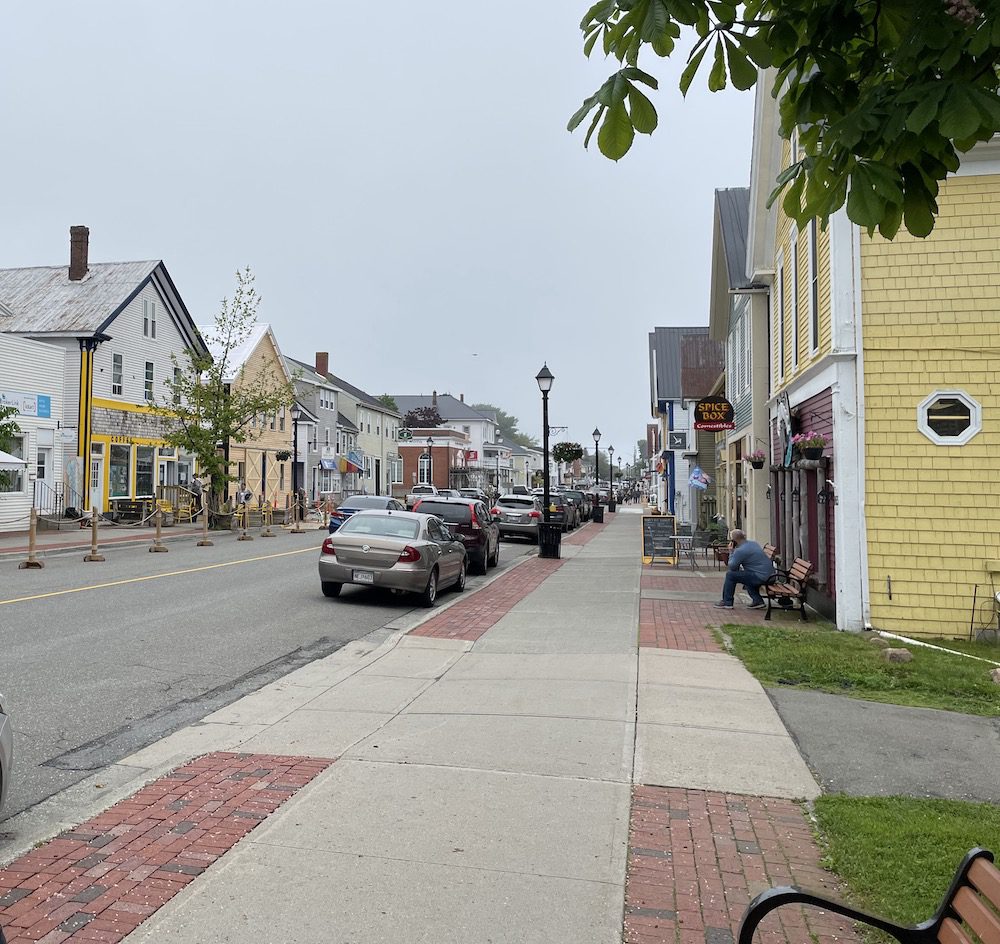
xmin=608 ymin=499 xmax=617 ymax=513
xmin=538 ymin=521 xmax=562 ymax=559
xmin=592 ymin=505 xmax=605 ymax=524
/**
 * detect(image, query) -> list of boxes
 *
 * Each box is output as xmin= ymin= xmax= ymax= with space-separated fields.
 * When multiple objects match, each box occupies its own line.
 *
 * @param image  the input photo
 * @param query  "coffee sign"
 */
xmin=693 ymin=397 xmax=735 ymax=431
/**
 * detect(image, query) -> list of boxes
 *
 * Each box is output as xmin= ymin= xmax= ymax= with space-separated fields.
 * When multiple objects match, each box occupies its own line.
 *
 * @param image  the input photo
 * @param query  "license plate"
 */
xmin=353 ymin=570 xmax=375 ymax=584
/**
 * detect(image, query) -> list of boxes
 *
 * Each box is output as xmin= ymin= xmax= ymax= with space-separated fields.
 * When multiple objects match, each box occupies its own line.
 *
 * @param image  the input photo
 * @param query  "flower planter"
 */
xmin=750 ymin=460 xmax=765 ymax=470
xmin=801 ymin=447 xmax=824 ymax=460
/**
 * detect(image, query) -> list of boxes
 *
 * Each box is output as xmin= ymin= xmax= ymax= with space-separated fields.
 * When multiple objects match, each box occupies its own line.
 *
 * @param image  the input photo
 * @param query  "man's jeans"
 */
xmin=722 ymin=571 xmax=765 ymax=606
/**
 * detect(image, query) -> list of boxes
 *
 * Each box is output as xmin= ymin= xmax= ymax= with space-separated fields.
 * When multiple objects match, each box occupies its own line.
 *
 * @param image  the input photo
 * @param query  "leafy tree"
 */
xmin=376 ymin=394 xmax=399 ymax=412
xmin=569 ymin=0 xmax=1000 ymax=237
xmin=637 ymin=438 xmax=650 ymax=462
xmin=0 ymin=404 xmax=21 ymax=491
xmin=470 ymin=403 xmax=539 ymax=448
xmin=552 ymin=441 xmax=585 ymax=463
xmin=403 ymin=405 xmax=443 ymax=428
xmin=155 ymin=267 xmax=295 ymax=499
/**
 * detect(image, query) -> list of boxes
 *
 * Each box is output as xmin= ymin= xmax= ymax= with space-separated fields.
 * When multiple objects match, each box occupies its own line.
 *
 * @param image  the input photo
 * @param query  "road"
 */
xmin=0 ymin=529 xmax=534 ymax=819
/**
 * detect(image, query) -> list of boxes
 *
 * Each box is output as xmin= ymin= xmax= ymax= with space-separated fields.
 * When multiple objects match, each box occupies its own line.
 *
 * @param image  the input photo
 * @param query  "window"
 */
xmin=776 ymin=252 xmax=785 ymax=380
xmin=391 ymin=458 xmax=403 ymax=484
xmin=143 ymin=299 xmax=156 ymax=338
xmin=269 ymin=413 xmax=276 ymax=431
xmin=325 ymin=428 xmax=331 ymax=447
xmin=0 ymin=435 xmax=25 ymax=493
xmin=112 ymin=353 xmax=123 ymax=396
xmin=364 ymin=455 xmax=373 ymax=479
xmin=418 ymin=454 xmax=431 ymax=484
xmin=135 ymin=446 xmax=155 ymax=496
xmin=144 ymin=361 xmax=154 ymax=402
xmin=279 ymin=464 xmax=285 ymax=490
xmin=109 ymin=444 xmax=131 ymax=498
xmin=790 ymin=228 xmax=799 ymax=369
xmin=173 ymin=368 xmax=182 ymax=406
xmin=279 ymin=407 xmax=285 ymax=432
xmin=36 ymin=449 xmax=47 ymax=482
xmin=237 ymin=461 xmax=246 ymax=484
xmin=918 ymin=390 xmax=981 ymax=445
xmin=808 ymin=219 xmax=819 ymax=352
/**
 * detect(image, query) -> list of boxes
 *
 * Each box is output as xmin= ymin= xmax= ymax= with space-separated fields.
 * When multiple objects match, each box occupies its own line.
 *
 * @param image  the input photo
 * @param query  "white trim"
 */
xmin=954 ymin=136 xmax=1000 ymax=177
xmin=917 ymin=389 xmax=982 ymax=446
xmin=807 ymin=219 xmax=819 ymax=354
xmin=747 ymin=70 xmax=782 ymax=283
xmin=776 ymin=249 xmax=785 ymax=382
xmin=790 ymin=227 xmax=799 ymax=369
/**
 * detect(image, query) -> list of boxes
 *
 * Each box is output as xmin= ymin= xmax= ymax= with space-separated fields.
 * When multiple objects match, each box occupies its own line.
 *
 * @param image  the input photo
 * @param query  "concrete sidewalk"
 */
xmin=0 ymin=510 xmax=850 ymax=944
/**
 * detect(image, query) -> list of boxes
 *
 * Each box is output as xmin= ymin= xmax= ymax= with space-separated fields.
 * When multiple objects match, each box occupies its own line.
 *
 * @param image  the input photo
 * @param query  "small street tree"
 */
xmin=570 ymin=0 xmax=1000 ymax=238
xmin=377 ymin=394 xmax=399 ymax=412
xmin=156 ymin=267 xmax=295 ymax=502
xmin=403 ymin=406 xmax=443 ymax=428
xmin=0 ymin=404 xmax=21 ymax=491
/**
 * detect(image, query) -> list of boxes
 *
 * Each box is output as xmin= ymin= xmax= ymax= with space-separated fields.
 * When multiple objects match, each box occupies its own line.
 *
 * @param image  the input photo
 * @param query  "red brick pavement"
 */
xmin=410 ymin=557 xmax=565 ymax=641
xmin=562 ymin=519 xmax=609 ymax=544
xmin=639 ymin=599 xmax=725 ymax=652
xmin=0 ymin=752 xmax=331 ymax=944
xmin=625 ymin=786 xmax=861 ymax=944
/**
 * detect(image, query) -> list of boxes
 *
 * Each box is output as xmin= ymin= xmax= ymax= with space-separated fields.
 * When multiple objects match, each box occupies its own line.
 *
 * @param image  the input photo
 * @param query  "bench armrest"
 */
xmin=763 ymin=573 xmax=805 ymax=593
xmin=738 ymin=886 xmax=930 ymax=944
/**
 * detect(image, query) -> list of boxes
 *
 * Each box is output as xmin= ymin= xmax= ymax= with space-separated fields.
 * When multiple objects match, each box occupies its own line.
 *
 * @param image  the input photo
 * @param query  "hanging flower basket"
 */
xmin=750 ymin=459 xmax=765 ymax=469
xmin=747 ymin=450 xmax=767 ymax=470
xmin=801 ymin=447 xmax=824 ymax=460
xmin=791 ymin=431 xmax=829 ymax=460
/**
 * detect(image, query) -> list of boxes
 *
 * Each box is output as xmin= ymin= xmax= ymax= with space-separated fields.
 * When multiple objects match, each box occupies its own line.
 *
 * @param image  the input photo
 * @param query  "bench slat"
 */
xmin=767 ymin=584 xmax=798 ymax=596
xmin=788 ymin=561 xmax=813 ymax=580
xmin=970 ymin=858 xmax=1000 ymax=910
xmin=952 ymin=886 xmax=1000 ymax=944
xmin=939 ymin=917 xmax=977 ymax=944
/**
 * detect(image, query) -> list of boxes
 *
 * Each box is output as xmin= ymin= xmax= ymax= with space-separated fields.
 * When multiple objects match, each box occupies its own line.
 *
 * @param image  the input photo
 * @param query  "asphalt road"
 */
xmin=0 ymin=529 xmax=534 ymax=819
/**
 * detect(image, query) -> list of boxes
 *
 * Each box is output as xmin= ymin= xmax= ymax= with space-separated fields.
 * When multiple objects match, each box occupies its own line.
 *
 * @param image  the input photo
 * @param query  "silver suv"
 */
xmin=493 ymin=494 xmax=543 ymax=542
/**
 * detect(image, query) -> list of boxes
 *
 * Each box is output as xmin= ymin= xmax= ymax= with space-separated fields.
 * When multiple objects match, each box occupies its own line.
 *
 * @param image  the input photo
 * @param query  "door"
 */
xmin=89 ymin=455 xmax=104 ymax=511
xmin=374 ymin=459 xmax=382 ymax=496
xmin=429 ymin=518 xmax=460 ymax=582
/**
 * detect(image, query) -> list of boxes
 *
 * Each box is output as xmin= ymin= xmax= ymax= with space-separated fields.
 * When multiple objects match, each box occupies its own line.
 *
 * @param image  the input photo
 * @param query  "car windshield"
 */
xmin=498 ymin=498 xmax=535 ymax=509
xmin=343 ymin=496 xmax=388 ymax=509
xmin=339 ymin=515 xmax=420 ymax=539
xmin=417 ymin=501 xmax=473 ymax=524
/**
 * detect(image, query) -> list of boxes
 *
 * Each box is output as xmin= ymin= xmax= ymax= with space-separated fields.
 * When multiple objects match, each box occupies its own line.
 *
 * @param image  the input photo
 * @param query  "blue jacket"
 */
xmin=728 ymin=540 xmax=775 ymax=583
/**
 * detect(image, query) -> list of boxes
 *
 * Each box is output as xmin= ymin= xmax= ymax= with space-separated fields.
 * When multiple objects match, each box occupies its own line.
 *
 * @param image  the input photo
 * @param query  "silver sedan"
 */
xmin=0 ymin=691 xmax=12 ymax=818
xmin=318 ymin=510 xmax=467 ymax=606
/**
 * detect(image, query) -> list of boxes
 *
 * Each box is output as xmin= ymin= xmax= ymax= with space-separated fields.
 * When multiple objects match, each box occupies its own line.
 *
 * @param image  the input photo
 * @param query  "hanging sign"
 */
xmin=693 ymin=397 xmax=735 ymax=431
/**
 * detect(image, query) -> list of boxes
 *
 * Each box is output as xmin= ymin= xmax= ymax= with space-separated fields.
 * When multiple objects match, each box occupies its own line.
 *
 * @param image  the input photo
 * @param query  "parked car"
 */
xmin=319 ymin=510 xmax=467 ymax=605
xmin=511 ymin=485 xmax=530 ymax=495
xmin=405 ymin=484 xmax=439 ymax=509
xmin=492 ymin=494 xmax=543 ymax=542
xmin=328 ymin=495 xmax=406 ymax=533
xmin=535 ymin=493 xmax=576 ymax=532
xmin=562 ymin=489 xmax=592 ymax=522
xmin=0 ymin=691 xmax=12 ymax=818
xmin=412 ymin=497 xmax=500 ymax=574
xmin=459 ymin=487 xmax=490 ymax=503
xmin=435 ymin=489 xmax=464 ymax=499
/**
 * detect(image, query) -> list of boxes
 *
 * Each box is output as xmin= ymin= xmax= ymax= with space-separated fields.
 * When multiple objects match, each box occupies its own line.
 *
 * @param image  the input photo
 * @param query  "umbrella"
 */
xmin=0 ymin=449 xmax=26 ymax=471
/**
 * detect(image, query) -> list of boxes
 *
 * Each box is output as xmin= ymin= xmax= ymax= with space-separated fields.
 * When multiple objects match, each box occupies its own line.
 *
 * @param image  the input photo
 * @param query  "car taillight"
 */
xmin=398 ymin=545 xmax=421 ymax=563
xmin=469 ymin=510 xmax=481 ymax=530
xmin=321 ymin=538 xmax=337 ymax=557
xmin=491 ymin=507 xmax=501 ymax=516
xmin=529 ymin=510 xmax=541 ymax=519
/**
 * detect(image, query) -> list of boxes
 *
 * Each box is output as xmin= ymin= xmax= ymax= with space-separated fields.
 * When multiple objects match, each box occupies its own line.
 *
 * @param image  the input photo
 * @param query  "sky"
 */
xmin=0 ymin=1 xmax=753 ymax=463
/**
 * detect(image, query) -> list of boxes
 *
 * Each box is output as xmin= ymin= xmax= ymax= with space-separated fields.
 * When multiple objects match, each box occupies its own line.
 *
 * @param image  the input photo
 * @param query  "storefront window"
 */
xmin=0 ymin=435 xmax=25 ymax=493
xmin=109 ymin=444 xmax=131 ymax=498
xmin=135 ymin=446 xmax=155 ymax=496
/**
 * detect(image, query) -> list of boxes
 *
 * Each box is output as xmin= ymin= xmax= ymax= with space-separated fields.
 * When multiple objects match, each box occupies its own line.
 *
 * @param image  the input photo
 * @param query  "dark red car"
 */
xmin=412 ymin=497 xmax=500 ymax=575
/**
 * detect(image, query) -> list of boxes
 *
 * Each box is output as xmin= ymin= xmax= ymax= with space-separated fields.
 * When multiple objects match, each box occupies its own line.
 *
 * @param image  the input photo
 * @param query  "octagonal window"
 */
xmin=917 ymin=390 xmax=981 ymax=446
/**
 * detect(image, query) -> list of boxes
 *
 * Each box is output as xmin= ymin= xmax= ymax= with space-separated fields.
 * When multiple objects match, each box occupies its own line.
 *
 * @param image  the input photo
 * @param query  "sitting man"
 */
xmin=714 ymin=529 xmax=775 ymax=609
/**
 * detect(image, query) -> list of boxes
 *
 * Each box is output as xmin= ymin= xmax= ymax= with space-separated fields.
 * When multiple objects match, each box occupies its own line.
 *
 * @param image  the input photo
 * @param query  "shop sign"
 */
xmin=693 ymin=397 xmax=735 ymax=431
xmin=0 ymin=390 xmax=51 ymax=418
xmin=466 ymin=450 xmax=478 ymax=461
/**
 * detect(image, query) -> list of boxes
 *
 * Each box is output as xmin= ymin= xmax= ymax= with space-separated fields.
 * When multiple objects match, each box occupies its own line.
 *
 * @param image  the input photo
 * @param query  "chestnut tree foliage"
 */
xmin=569 ymin=0 xmax=1000 ymax=237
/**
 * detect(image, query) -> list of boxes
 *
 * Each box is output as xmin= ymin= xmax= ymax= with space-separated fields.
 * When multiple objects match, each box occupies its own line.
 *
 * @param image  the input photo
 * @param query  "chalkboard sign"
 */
xmin=642 ymin=514 xmax=676 ymax=563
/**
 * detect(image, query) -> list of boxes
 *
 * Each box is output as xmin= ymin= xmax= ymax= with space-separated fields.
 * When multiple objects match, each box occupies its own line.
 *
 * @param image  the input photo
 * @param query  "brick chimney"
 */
xmin=432 ymin=390 xmax=438 ymax=407
xmin=69 ymin=226 xmax=89 ymax=281
xmin=460 ymin=393 xmax=464 ymax=402
xmin=315 ymin=352 xmax=329 ymax=375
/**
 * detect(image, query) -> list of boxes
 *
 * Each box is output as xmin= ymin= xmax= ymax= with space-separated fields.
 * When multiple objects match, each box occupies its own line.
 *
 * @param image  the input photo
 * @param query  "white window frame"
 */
xmin=418 ymin=455 xmax=431 ymax=484
xmin=391 ymin=458 xmax=403 ymax=484
xmin=917 ymin=390 xmax=982 ymax=446
xmin=325 ymin=428 xmax=331 ymax=447
xmin=143 ymin=299 xmax=157 ymax=338
xmin=776 ymin=250 xmax=785 ymax=381
xmin=144 ymin=361 xmax=154 ymax=402
xmin=0 ymin=434 xmax=26 ymax=493
xmin=112 ymin=353 xmax=123 ymax=396
xmin=790 ymin=227 xmax=799 ymax=369
xmin=808 ymin=219 xmax=819 ymax=353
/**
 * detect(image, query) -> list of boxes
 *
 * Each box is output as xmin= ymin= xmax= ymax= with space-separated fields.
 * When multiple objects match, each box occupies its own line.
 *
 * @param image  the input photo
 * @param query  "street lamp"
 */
xmin=496 ymin=436 xmax=503 ymax=494
xmin=608 ymin=445 xmax=616 ymax=512
xmin=536 ymin=364 xmax=559 ymax=559
xmin=592 ymin=428 xmax=601 ymax=493
xmin=426 ymin=436 xmax=434 ymax=487
xmin=290 ymin=403 xmax=302 ymax=530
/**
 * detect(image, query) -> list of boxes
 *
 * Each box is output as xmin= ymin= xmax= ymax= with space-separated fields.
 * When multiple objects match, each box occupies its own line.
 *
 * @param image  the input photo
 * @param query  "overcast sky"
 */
xmin=1 ymin=1 xmax=752 ymax=462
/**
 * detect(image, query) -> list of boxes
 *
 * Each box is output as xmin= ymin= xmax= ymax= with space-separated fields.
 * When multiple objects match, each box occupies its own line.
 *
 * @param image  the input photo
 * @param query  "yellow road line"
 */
xmin=0 ymin=546 xmax=319 ymax=607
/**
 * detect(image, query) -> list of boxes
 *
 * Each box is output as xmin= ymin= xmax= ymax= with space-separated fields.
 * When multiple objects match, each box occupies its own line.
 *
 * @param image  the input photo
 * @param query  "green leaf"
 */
xmin=877 ymin=201 xmax=903 ymax=240
xmin=678 ymin=40 xmax=709 ymax=96
xmin=583 ymin=28 xmax=601 ymax=57
xmin=651 ymin=33 xmax=675 ymax=55
xmin=598 ymin=100 xmax=635 ymax=159
xmin=725 ymin=37 xmax=757 ymax=91
xmin=622 ymin=66 xmax=659 ymax=89
xmin=641 ymin=0 xmax=669 ymax=41
xmin=846 ymin=167 xmax=885 ymax=231
xmin=567 ymin=94 xmax=600 ymax=132
xmin=938 ymin=86 xmax=983 ymax=140
xmin=708 ymin=37 xmax=727 ymax=91
xmin=906 ymin=85 xmax=947 ymax=135
xmin=708 ymin=0 xmax=736 ymax=22
xmin=782 ymin=172 xmax=805 ymax=219
xmin=903 ymin=186 xmax=935 ymax=238
xmin=774 ymin=159 xmax=803 ymax=187
xmin=628 ymin=85 xmax=659 ymax=134
xmin=580 ymin=0 xmax=617 ymax=30
xmin=735 ymin=29 xmax=772 ymax=69
xmin=583 ymin=105 xmax=605 ymax=148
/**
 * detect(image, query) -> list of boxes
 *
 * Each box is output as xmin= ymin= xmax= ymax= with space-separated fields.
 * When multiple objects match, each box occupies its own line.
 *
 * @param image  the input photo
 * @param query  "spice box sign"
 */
xmin=693 ymin=397 xmax=735 ymax=431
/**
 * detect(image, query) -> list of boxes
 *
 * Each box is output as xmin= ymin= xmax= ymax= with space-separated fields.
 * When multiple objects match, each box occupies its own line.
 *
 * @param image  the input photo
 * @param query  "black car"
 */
xmin=329 ymin=495 xmax=406 ymax=533
xmin=562 ymin=489 xmax=591 ymax=522
xmin=412 ymin=497 xmax=500 ymax=574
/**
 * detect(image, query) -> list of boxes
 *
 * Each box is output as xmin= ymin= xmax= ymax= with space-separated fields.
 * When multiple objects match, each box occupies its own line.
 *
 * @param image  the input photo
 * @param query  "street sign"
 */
xmin=398 ymin=429 xmax=413 ymax=441
xmin=667 ymin=431 xmax=687 ymax=450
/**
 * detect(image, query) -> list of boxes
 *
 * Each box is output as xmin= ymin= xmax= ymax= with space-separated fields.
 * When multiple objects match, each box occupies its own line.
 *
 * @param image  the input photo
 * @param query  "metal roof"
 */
xmin=649 ymin=327 xmax=710 ymax=403
xmin=394 ymin=394 xmax=494 ymax=423
xmin=680 ymin=333 xmax=725 ymax=400
xmin=325 ymin=370 xmax=399 ymax=415
xmin=715 ymin=188 xmax=752 ymax=290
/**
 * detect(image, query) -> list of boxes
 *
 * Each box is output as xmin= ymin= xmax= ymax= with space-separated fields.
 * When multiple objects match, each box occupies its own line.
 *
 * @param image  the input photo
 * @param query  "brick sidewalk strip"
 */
xmin=0 ymin=751 xmax=332 ymax=944
xmin=639 ymin=599 xmax=725 ymax=652
xmin=562 ymin=519 xmax=609 ymax=545
xmin=625 ymin=786 xmax=861 ymax=944
xmin=410 ymin=556 xmax=565 ymax=641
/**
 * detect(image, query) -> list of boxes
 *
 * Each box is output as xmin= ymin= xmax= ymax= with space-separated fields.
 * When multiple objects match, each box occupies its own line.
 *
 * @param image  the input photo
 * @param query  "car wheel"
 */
xmin=473 ymin=551 xmax=489 ymax=575
xmin=488 ymin=540 xmax=499 ymax=568
xmin=321 ymin=581 xmax=342 ymax=598
xmin=454 ymin=560 xmax=467 ymax=593
xmin=420 ymin=569 xmax=438 ymax=607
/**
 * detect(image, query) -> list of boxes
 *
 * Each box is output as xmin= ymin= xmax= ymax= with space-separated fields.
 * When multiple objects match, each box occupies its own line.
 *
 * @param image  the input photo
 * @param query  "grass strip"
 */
xmin=813 ymin=795 xmax=1000 ymax=925
xmin=723 ymin=623 xmax=1000 ymax=716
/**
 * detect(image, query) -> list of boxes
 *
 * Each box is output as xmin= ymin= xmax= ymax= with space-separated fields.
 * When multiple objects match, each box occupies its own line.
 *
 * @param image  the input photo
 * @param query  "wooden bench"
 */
xmin=738 ymin=847 xmax=1000 ymax=944
xmin=110 ymin=499 xmax=151 ymax=522
xmin=763 ymin=556 xmax=814 ymax=621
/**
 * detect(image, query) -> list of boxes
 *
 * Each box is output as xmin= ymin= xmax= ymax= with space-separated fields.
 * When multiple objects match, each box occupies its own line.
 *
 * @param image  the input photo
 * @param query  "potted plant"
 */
xmin=275 ymin=449 xmax=291 ymax=462
xmin=792 ymin=430 xmax=829 ymax=460
xmin=747 ymin=449 xmax=767 ymax=470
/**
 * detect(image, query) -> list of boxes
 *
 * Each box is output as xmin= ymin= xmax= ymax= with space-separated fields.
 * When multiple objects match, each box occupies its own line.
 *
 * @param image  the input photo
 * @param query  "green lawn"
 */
xmin=813 ymin=795 xmax=1000 ymax=924
xmin=722 ymin=624 xmax=1000 ymax=715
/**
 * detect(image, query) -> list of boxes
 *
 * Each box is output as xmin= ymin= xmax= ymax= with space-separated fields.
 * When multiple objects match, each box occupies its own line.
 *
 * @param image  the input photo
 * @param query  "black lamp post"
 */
xmin=608 ymin=445 xmax=616 ymax=512
xmin=536 ymin=364 xmax=559 ymax=559
xmin=426 ymin=436 xmax=434 ymax=487
xmin=496 ymin=436 xmax=503 ymax=494
xmin=290 ymin=403 xmax=302 ymax=530
xmin=592 ymin=428 xmax=601 ymax=493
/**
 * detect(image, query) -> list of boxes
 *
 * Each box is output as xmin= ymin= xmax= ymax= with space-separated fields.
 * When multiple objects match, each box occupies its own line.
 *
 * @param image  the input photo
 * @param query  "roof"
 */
xmin=649 ymin=327 xmax=710 ymax=405
xmin=325 ymin=370 xmax=399 ymax=415
xmin=394 ymin=394 xmax=494 ymax=423
xmin=680 ymin=333 xmax=725 ymax=400
xmin=715 ymin=188 xmax=752 ymax=290
xmin=0 ymin=260 xmax=206 ymax=354
xmin=197 ymin=322 xmax=286 ymax=384
xmin=284 ymin=355 xmax=337 ymax=390
xmin=337 ymin=412 xmax=359 ymax=433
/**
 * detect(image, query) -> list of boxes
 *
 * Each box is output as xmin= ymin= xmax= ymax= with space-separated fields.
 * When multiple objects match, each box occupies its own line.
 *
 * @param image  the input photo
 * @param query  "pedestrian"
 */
xmin=713 ymin=529 xmax=775 ymax=610
xmin=237 ymin=480 xmax=252 ymax=506
xmin=191 ymin=474 xmax=204 ymax=520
